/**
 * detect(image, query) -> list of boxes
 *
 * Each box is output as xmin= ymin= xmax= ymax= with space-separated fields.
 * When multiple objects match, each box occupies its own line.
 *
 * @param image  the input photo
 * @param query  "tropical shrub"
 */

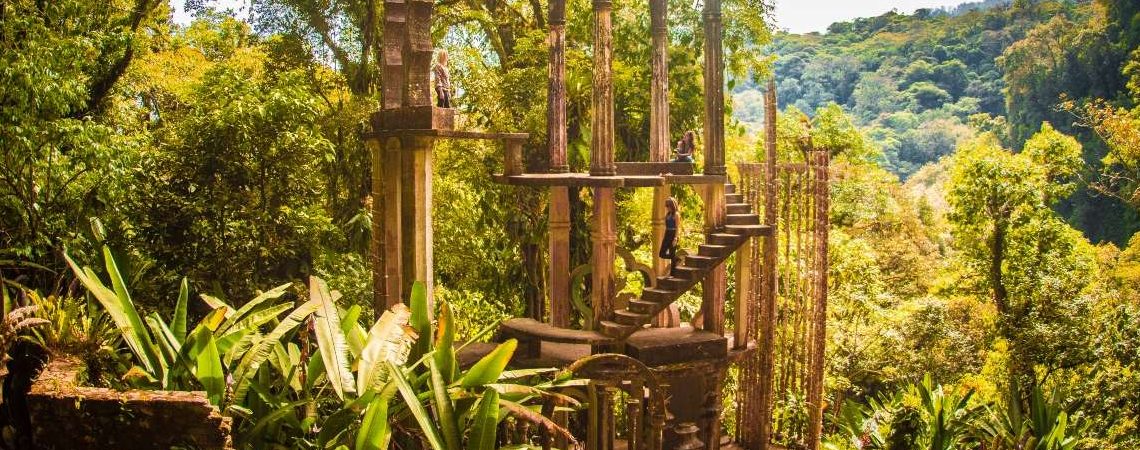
xmin=65 ymin=246 xmax=572 ymax=449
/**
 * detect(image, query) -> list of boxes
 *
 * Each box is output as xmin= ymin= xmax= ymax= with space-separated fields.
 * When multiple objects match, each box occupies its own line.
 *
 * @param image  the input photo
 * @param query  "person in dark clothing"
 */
xmin=659 ymin=197 xmax=683 ymax=276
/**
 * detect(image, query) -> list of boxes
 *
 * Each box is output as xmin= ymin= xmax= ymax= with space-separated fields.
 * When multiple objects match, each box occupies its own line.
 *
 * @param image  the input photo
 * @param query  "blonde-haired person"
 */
xmin=659 ymin=197 xmax=683 ymax=276
xmin=432 ymin=49 xmax=452 ymax=108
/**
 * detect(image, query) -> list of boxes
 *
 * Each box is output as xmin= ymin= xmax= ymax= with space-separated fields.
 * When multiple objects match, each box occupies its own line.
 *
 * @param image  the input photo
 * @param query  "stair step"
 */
xmin=684 ymin=255 xmax=719 ymax=269
xmin=673 ymin=266 xmax=703 ymax=279
xmin=707 ymin=233 xmax=743 ymax=246
xmin=727 ymin=203 xmax=752 ymax=214
xmin=698 ymin=244 xmax=730 ymax=257
xmin=641 ymin=287 xmax=674 ymax=302
xmin=726 ymin=213 xmax=760 ymax=225
xmin=726 ymin=224 xmax=772 ymax=237
xmin=628 ymin=299 xmax=660 ymax=314
xmin=724 ymin=184 xmax=736 ymax=194
xmin=655 ymin=277 xmax=690 ymax=291
xmin=614 ymin=309 xmax=650 ymax=326
xmin=599 ymin=320 xmax=638 ymax=337
xmin=725 ymin=193 xmax=744 ymax=203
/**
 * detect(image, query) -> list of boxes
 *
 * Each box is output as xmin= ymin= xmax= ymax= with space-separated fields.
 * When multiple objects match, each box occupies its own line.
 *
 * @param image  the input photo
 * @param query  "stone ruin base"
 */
xmin=26 ymin=358 xmax=233 ymax=450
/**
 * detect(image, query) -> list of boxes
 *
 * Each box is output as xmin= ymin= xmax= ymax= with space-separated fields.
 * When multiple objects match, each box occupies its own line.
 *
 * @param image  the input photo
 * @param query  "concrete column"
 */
xmin=549 ymin=186 xmax=572 ymax=327
xmin=701 ymin=0 xmax=726 ymax=175
xmin=649 ymin=0 xmax=670 ymax=163
xmin=406 ymin=0 xmax=434 ymax=107
xmin=592 ymin=187 xmax=617 ymax=326
xmin=734 ymin=237 xmax=752 ymax=349
xmin=700 ymin=183 xmax=726 ymax=334
xmin=381 ymin=0 xmax=406 ymax=109
xmin=548 ymin=0 xmax=569 ymax=172
xmin=369 ymin=140 xmax=386 ymax=312
xmin=400 ymin=137 xmax=434 ymax=311
xmin=590 ymin=0 xmax=616 ymax=176
xmin=381 ymin=138 xmax=404 ymax=307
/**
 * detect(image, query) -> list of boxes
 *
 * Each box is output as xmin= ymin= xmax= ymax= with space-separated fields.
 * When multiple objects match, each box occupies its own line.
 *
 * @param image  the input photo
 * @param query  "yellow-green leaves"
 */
xmin=461 ymin=339 xmax=517 ymax=388
xmin=468 ymin=388 xmax=500 ymax=450
xmin=195 ymin=333 xmax=224 ymax=406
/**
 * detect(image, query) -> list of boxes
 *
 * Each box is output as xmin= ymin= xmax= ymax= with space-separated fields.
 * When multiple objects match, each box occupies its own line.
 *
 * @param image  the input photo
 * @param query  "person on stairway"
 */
xmin=660 ymin=197 xmax=683 ymax=276
xmin=673 ymin=130 xmax=695 ymax=163
xmin=432 ymin=49 xmax=453 ymax=108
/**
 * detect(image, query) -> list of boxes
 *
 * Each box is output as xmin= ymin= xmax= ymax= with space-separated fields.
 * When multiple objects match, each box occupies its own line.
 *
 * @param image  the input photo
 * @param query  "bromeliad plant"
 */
xmin=977 ymin=385 xmax=1086 ymax=450
xmin=65 ymin=245 xmax=294 ymax=402
xmin=67 ymin=245 xmax=575 ymax=449
xmin=824 ymin=375 xmax=984 ymax=450
xmin=237 ymin=280 xmax=579 ymax=450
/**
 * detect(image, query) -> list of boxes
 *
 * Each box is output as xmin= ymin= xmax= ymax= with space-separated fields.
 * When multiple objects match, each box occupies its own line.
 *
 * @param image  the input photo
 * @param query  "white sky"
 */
xmin=772 ymin=0 xmax=970 ymax=33
xmin=172 ymin=0 xmax=970 ymax=34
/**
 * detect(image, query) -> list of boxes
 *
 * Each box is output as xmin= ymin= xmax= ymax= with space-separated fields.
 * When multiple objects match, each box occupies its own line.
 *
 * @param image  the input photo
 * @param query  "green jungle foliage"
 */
xmin=1 ymin=0 xmax=1139 ymax=449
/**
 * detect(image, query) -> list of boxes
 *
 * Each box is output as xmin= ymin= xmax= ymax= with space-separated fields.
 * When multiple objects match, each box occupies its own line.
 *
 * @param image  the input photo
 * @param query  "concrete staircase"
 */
xmin=598 ymin=183 xmax=770 ymax=340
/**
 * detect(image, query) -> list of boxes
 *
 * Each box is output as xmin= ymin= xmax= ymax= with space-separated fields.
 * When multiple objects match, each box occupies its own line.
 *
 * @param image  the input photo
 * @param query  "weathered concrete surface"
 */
xmin=27 ymin=358 xmax=233 ymax=450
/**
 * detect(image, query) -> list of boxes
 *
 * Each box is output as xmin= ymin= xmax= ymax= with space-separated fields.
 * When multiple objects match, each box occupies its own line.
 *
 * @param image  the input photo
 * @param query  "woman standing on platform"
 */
xmin=433 ymin=49 xmax=452 ymax=108
xmin=660 ymin=197 xmax=683 ymax=276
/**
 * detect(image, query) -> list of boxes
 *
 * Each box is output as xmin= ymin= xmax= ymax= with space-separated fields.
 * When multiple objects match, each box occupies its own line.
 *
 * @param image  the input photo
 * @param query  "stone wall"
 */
xmin=27 ymin=358 xmax=233 ymax=450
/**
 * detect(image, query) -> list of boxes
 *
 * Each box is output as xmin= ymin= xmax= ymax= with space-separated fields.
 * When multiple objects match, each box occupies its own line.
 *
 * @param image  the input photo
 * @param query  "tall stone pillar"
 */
xmin=549 ymin=186 xmax=572 ymax=327
xmin=548 ymin=0 xmax=569 ymax=172
xmin=734 ymin=237 xmax=752 ymax=349
xmin=406 ymin=0 xmax=434 ymax=107
xmin=701 ymin=0 xmax=726 ymax=175
xmin=700 ymin=183 xmax=726 ymax=334
xmin=590 ymin=0 xmax=616 ymax=176
xmin=649 ymin=0 xmax=670 ymax=163
xmin=399 ymin=137 xmax=434 ymax=310
xmin=370 ymin=140 xmax=387 ymax=311
xmin=380 ymin=138 xmax=404 ymax=308
xmin=648 ymin=0 xmax=676 ymax=327
xmin=592 ymin=187 xmax=617 ymax=326
xmin=651 ymin=187 xmax=671 ymax=279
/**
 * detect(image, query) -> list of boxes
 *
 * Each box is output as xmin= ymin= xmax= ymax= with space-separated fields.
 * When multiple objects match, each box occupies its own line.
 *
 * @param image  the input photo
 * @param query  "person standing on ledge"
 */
xmin=673 ymin=130 xmax=695 ymax=162
xmin=432 ymin=49 xmax=452 ymax=108
xmin=660 ymin=197 xmax=683 ymax=276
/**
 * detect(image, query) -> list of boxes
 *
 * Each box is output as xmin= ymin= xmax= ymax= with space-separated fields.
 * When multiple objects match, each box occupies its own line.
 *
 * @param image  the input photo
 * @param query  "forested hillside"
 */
xmin=734 ymin=0 xmax=1139 ymax=243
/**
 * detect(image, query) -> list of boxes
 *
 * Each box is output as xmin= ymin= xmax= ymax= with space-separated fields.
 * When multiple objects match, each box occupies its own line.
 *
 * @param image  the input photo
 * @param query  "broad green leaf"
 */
xmin=196 ymin=333 xmax=224 ymax=406
xmin=219 ymin=303 xmax=291 ymax=340
xmin=460 ymin=339 xmax=517 ymax=388
xmin=409 ymin=281 xmax=430 ymax=361
xmin=218 ymin=282 xmax=290 ymax=334
xmin=311 ymin=276 xmax=356 ymax=400
xmin=231 ymin=299 xmax=321 ymax=402
xmin=355 ymin=392 xmax=392 ymax=450
xmin=200 ymin=294 xmax=233 ymax=314
xmin=468 ymin=388 xmax=500 ymax=450
xmin=429 ymin=360 xmax=460 ymax=450
xmin=172 ymin=277 xmax=189 ymax=343
xmin=65 ymin=250 xmax=163 ymax=378
xmin=434 ymin=302 xmax=456 ymax=384
xmin=388 ymin=361 xmax=445 ymax=450
xmin=357 ymin=304 xmax=415 ymax=394
xmin=341 ymin=304 xmax=367 ymax=359
xmin=199 ymin=307 xmax=228 ymax=332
